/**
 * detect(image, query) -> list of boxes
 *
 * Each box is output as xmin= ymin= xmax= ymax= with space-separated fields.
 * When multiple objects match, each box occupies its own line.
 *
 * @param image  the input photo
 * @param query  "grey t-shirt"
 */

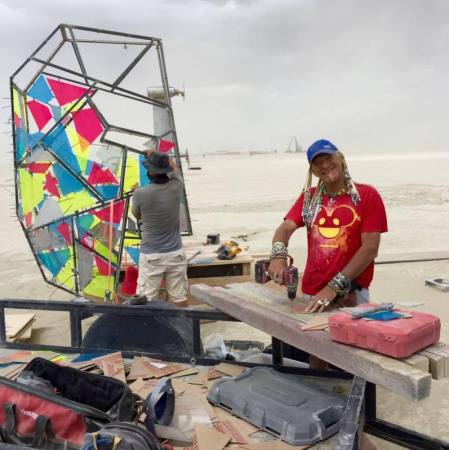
xmin=132 ymin=173 xmax=183 ymax=254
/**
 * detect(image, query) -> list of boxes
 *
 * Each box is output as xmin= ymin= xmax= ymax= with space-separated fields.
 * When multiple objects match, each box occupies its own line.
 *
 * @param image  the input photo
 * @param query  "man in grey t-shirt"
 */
xmin=132 ymin=151 xmax=188 ymax=306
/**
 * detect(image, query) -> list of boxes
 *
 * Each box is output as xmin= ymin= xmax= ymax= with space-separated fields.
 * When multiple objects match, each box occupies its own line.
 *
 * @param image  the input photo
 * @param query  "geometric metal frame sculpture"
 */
xmin=10 ymin=24 xmax=192 ymax=300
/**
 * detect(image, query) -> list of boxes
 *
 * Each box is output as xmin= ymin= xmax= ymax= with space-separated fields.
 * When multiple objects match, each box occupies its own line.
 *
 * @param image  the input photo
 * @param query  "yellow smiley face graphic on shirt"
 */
xmin=316 ymin=205 xmax=359 ymax=239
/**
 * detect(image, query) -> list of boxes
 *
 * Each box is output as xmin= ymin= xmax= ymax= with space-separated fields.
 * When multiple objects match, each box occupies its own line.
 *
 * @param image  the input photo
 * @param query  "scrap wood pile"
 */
xmin=0 ymin=350 xmax=306 ymax=450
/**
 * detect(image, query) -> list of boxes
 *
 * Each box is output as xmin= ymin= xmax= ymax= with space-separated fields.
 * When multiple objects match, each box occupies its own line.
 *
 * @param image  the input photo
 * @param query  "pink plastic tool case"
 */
xmin=328 ymin=303 xmax=440 ymax=358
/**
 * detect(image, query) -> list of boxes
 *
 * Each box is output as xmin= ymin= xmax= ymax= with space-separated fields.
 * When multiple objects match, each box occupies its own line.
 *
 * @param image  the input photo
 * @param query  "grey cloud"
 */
xmin=1 ymin=0 xmax=449 ymax=156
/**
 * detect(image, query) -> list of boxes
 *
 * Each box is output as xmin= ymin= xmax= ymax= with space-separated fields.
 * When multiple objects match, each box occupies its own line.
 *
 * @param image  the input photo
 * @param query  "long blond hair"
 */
xmin=301 ymin=151 xmax=360 ymax=229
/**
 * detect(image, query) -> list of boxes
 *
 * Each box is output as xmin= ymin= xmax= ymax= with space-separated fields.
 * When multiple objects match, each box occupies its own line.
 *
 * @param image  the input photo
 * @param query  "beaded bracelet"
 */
xmin=271 ymin=241 xmax=288 ymax=260
xmin=327 ymin=272 xmax=352 ymax=296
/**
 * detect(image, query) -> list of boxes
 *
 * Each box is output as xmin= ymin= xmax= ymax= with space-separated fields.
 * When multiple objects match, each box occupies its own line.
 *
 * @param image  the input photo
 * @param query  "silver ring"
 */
xmin=317 ymin=300 xmax=323 ymax=306
xmin=323 ymin=300 xmax=330 ymax=307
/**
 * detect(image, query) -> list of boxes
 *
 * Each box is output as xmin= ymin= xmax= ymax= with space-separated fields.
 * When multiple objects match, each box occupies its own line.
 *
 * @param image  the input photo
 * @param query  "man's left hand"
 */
xmin=305 ymin=285 xmax=337 ymax=313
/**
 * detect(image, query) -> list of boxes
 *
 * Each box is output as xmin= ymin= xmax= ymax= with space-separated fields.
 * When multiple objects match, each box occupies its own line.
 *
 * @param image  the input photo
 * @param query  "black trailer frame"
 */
xmin=0 ymin=298 xmax=448 ymax=449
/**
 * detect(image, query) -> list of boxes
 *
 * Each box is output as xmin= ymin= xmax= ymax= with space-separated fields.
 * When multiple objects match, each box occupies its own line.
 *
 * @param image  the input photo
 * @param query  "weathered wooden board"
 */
xmin=6 ymin=313 xmax=35 ymax=339
xmin=191 ymin=282 xmax=432 ymax=401
xmin=225 ymin=282 xmax=437 ymax=375
xmin=225 ymin=282 xmax=314 ymax=324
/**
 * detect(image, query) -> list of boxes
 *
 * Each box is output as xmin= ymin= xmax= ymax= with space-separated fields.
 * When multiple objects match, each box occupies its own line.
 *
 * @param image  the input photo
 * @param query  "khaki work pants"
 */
xmin=137 ymin=249 xmax=188 ymax=303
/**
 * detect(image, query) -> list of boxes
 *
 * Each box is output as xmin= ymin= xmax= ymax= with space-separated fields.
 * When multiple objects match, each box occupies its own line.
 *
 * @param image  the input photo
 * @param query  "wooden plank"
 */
xmin=419 ymin=350 xmax=445 ymax=379
xmin=6 ymin=313 xmax=35 ymax=339
xmin=403 ymin=354 xmax=430 ymax=373
xmin=226 ymin=282 xmax=436 ymax=374
xmin=188 ymin=276 xmax=252 ymax=306
xmin=189 ymin=275 xmax=252 ymax=287
xmin=188 ymin=249 xmax=252 ymax=268
xmin=10 ymin=320 xmax=34 ymax=342
xmin=419 ymin=344 xmax=449 ymax=378
xmin=191 ymin=283 xmax=431 ymax=401
xmin=376 ymin=250 xmax=449 ymax=264
xmin=225 ymin=282 xmax=312 ymax=325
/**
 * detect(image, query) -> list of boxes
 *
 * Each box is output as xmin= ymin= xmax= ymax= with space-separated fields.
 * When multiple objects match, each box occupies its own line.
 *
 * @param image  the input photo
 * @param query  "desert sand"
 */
xmin=1 ymin=151 xmax=449 ymax=448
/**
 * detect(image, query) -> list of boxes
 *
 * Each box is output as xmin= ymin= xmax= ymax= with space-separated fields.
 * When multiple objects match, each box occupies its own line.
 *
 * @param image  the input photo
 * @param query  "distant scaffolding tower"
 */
xmin=10 ymin=24 xmax=192 ymax=299
xmin=286 ymin=136 xmax=303 ymax=153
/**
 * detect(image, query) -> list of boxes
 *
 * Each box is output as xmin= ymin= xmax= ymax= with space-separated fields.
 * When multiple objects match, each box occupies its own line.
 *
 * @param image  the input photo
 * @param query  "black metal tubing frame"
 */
xmin=363 ymin=381 xmax=449 ymax=450
xmin=10 ymin=24 xmax=193 ymax=298
xmin=0 ymin=298 xmax=364 ymax=449
xmin=12 ymin=23 xmax=192 ymax=230
xmin=1 ymin=297 xmax=446 ymax=448
xmin=0 ymin=298 xmax=234 ymax=361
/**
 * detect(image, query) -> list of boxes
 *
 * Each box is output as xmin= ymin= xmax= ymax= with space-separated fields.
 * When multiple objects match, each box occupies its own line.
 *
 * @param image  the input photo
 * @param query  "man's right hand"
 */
xmin=267 ymin=258 xmax=288 ymax=284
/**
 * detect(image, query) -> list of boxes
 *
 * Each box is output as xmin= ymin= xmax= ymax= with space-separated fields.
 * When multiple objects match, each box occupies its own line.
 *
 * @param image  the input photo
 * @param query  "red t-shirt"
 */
xmin=285 ymin=184 xmax=388 ymax=295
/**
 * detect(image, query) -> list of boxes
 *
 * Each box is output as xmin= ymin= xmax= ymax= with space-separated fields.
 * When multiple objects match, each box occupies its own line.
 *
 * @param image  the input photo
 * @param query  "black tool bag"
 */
xmin=0 ymin=357 xmax=140 ymax=449
xmin=81 ymin=423 xmax=161 ymax=450
xmin=24 ymin=358 xmax=139 ymax=423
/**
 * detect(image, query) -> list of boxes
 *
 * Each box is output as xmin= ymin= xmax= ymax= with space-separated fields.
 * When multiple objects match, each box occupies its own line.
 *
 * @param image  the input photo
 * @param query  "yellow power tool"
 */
xmin=217 ymin=240 xmax=242 ymax=260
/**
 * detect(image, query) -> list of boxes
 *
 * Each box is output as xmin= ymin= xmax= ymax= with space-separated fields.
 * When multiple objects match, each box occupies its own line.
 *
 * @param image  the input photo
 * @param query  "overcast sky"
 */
xmin=1 ymin=0 xmax=449 ymax=155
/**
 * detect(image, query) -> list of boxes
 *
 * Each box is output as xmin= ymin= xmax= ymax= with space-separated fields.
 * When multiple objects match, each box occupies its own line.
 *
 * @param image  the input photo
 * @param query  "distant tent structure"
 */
xmin=285 ymin=137 xmax=303 ymax=153
xmin=10 ymin=24 xmax=192 ymax=300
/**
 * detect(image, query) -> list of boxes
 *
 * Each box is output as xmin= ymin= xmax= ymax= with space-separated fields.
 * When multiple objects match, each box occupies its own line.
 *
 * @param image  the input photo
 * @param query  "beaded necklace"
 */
xmin=301 ymin=157 xmax=360 ymax=229
xmin=323 ymin=186 xmax=347 ymax=198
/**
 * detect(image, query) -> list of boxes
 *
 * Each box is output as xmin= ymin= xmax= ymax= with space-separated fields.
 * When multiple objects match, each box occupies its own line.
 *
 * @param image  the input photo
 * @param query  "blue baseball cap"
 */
xmin=307 ymin=139 xmax=338 ymax=163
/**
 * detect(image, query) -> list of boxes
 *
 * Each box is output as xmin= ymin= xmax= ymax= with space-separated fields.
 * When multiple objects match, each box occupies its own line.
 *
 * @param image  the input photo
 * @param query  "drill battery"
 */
xmin=255 ymin=256 xmax=299 ymax=300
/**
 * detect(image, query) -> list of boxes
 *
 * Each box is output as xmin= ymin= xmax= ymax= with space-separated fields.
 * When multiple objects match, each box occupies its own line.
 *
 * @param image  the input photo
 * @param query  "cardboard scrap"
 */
xmin=172 ymin=379 xmax=207 ymax=397
xmin=196 ymin=393 xmax=217 ymax=422
xmin=155 ymin=423 xmax=191 ymax=444
xmin=66 ymin=361 xmax=97 ymax=371
xmin=93 ymin=351 xmax=126 ymax=382
xmin=130 ymin=377 xmax=161 ymax=398
xmin=2 ymin=351 xmax=63 ymax=365
xmin=301 ymin=314 xmax=329 ymax=331
xmin=214 ymin=363 xmax=245 ymax=378
xmin=127 ymin=356 xmax=186 ymax=379
xmin=127 ymin=356 xmax=154 ymax=381
xmin=0 ymin=363 xmax=26 ymax=379
xmin=147 ymin=361 xmax=186 ymax=378
xmin=213 ymin=420 xmax=248 ymax=444
xmin=0 ymin=350 xmax=32 ymax=365
xmin=213 ymin=406 xmax=259 ymax=436
xmin=199 ymin=425 xmax=231 ymax=450
xmin=169 ymin=367 xmax=199 ymax=379
xmin=188 ymin=371 xmax=208 ymax=386
xmin=169 ymin=393 xmax=213 ymax=443
xmin=207 ymin=367 xmax=224 ymax=380
xmin=195 ymin=424 xmax=231 ymax=450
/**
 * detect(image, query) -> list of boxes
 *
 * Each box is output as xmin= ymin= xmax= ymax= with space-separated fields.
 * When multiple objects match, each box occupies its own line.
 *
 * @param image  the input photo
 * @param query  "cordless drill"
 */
xmin=255 ymin=255 xmax=299 ymax=300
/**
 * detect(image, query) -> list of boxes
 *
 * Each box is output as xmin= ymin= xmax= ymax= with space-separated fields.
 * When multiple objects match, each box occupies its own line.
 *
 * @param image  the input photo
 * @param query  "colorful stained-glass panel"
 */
xmin=74 ymin=200 xmax=126 ymax=299
xmin=12 ymin=25 xmax=192 ymax=300
xmin=29 ymin=220 xmax=76 ymax=292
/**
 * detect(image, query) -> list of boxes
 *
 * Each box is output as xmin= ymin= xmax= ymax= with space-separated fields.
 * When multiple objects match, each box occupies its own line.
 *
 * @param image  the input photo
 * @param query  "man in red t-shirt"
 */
xmin=269 ymin=139 xmax=388 ymax=313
